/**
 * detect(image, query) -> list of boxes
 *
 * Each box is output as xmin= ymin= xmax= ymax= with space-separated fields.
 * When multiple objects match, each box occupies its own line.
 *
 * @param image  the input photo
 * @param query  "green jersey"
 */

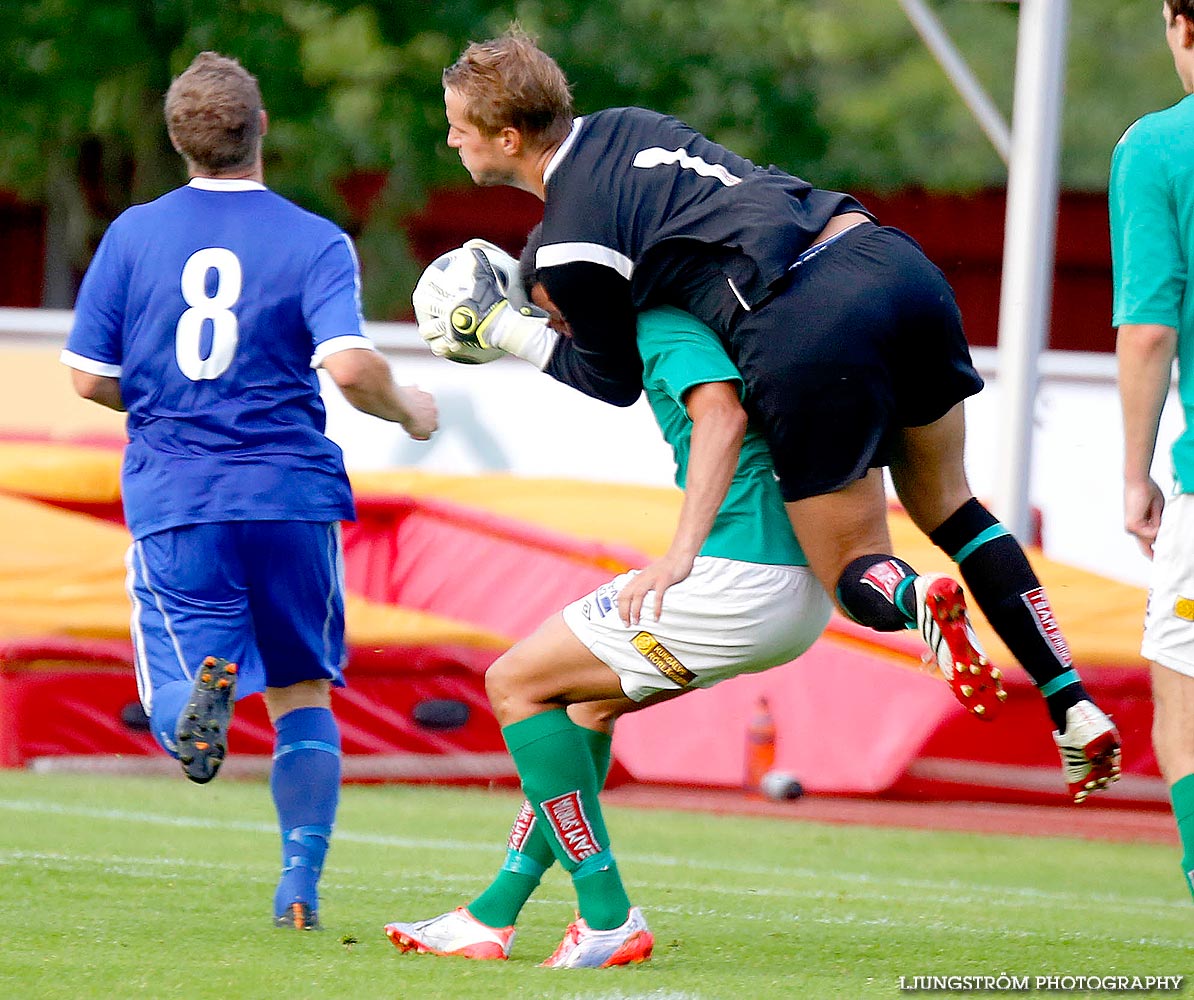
xmin=637 ymin=305 xmax=806 ymax=566
xmin=1110 ymin=94 xmax=1194 ymax=492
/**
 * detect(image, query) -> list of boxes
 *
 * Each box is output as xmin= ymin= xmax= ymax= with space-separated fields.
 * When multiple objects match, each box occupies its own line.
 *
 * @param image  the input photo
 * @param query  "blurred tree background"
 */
xmin=0 ymin=0 xmax=1180 ymax=315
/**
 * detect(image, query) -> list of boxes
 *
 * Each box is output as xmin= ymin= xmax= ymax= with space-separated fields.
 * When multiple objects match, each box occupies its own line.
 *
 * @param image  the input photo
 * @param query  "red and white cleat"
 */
xmin=1054 ymin=700 xmax=1122 ymax=804
xmin=913 ymin=574 xmax=1007 ymax=722
xmin=384 ymin=907 xmax=515 ymax=960
xmin=539 ymin=906 xmax=654 ymax=969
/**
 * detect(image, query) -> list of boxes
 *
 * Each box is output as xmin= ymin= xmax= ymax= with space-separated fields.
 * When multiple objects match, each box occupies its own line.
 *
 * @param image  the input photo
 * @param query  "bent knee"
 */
xmin=264 ymin=678 xmax=331 ymax=723
xmin=485 ymin=652 xmax=528 ymax=710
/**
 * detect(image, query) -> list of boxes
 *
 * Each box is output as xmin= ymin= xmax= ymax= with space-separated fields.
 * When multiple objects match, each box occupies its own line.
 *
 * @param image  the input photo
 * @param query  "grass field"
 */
xmin=0 ymin=770 xmax=1188 ymax=1000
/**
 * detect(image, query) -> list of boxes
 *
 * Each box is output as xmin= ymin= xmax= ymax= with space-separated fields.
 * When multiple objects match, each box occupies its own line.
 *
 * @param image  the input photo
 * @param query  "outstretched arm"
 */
xmin=321 ymin=348 xmax=437 ymax=441
xmin=1117 ymin=322 xmax=1176 ymax=558
xmin=618 ymin=380 xmax=747 ymax=625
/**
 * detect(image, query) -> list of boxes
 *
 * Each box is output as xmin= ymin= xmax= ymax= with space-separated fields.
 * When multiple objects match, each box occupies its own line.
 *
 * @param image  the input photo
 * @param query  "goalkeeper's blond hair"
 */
xmin=165 ymin=52 xmax=263 ymax=175
xmin=443 ymin=26 xmax=573 ymax=151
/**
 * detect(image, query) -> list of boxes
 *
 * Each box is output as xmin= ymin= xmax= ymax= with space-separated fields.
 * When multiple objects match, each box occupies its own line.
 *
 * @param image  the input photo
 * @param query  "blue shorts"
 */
xmin=126 ymin=521 xmax=347 ymax=716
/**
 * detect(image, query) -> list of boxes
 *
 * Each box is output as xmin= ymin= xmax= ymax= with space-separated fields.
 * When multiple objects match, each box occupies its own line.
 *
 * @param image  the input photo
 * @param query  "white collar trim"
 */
xmin=542 ymin=116 xmax=585 ymax=186
xmin=188 ymin=177 xmax=267 ymax=192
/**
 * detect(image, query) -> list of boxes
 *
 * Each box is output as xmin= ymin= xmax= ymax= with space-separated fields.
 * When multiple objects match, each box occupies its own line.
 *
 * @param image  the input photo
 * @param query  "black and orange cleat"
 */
xmin=913 ymin=574 xmax=1008 ymax=722
xmin=275 ymin=901 xmax=320 ymax=931
xmin=175 ymin=656 xmax=238 ymax=785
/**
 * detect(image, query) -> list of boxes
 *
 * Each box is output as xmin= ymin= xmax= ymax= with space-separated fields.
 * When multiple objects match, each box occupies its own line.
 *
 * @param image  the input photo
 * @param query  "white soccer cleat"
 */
xmin=539 ymin=906 xmax=654 ymax=969
xmin=913 ymin=573 xmax=1007 ymax=721
xmin=1053 ymin=700 xmax=1122 ymax=804
xmin=384 ymin=907 xmax=515 ymax=960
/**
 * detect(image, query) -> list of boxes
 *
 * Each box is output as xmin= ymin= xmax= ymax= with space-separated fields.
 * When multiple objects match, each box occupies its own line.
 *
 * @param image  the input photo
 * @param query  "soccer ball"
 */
xmin=411 ymin=241 xmax=518 ymax=365
xmin=760 ymin=769 xmax=804 ymax=801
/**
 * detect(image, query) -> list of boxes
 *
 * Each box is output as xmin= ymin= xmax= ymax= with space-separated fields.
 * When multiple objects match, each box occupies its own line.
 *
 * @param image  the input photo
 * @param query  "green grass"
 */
xmin=0 ymin=771 xmax=1188 ymax=1000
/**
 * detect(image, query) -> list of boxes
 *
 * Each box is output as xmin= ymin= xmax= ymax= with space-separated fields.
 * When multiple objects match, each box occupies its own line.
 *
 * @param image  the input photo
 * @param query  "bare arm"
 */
xmin=618 ymin=380 xmax=747 ymax=625
xmin=1117 ymin=322 xmax=1176 ymax=558
xmin=71 ymin=370 xmax=125 ymax=412
xmin=321 ymin=348 xmax=437 ymax=441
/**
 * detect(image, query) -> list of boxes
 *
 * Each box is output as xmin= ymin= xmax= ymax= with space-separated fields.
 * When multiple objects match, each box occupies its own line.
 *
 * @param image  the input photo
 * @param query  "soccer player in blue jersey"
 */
xmin=386 ymin=233 xmax=831 ymax=967
xmin=1113 ymin=0 xmax=1194 ymax=902
xmin=61 ymin=51 xmax=437 ymax=930
xmin=427 ymin=27 xmax=1122 ymax=804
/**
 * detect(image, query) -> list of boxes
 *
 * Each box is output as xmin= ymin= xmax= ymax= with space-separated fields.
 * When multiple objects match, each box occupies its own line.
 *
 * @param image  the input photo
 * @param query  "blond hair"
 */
xmin=442 ymin=26 xmax=573 ymax=150
xmin=165 ymin=52 xmax=262 ymax=174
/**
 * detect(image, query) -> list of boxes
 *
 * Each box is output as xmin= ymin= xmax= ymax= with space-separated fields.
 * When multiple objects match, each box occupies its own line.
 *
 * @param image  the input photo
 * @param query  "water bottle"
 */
xmin=744 ymin=695 xmax=777 ymax=791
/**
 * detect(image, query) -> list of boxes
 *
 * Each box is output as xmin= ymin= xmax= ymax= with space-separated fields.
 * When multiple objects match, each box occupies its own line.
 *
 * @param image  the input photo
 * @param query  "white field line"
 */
xmin=2 ymin=847 xmax=1188 ymax=953
xmin=0 ymin=797 xmax=1181 ymax=920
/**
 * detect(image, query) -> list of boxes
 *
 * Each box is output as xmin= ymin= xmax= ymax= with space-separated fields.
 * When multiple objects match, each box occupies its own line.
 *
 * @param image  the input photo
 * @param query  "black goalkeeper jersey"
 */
xmin=537 ymin=107 xmax=869 ymax=405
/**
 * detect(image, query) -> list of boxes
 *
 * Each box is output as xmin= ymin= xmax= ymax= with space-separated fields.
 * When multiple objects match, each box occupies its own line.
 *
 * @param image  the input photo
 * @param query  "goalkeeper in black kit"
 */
xmin=423 ymin=27 xmax=1123 ymax=806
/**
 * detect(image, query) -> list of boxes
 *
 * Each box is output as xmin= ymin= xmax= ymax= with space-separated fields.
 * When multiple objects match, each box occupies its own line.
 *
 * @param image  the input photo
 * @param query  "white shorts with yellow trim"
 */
xmin=1142 ymin=492 xmax=1194 ymax=678
xmin=561 ymin=555 xmax=832 ymax=702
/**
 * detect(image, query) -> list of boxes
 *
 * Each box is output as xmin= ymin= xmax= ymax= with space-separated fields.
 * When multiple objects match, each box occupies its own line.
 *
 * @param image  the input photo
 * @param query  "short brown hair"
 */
xmin=442 ymin=26 xmax=573 ymax=150
xmin=1168 ymin=1 xmax=1194 ymax=23
xmin=165 ymin=52 xmax=262 ymax=174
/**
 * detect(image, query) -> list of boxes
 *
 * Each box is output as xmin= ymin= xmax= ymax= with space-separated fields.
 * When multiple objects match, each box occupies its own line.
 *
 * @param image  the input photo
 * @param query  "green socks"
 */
xmin=1172 ymin=773 xmax=1194 ymax=901
xmin=487 ymin=709 xmax=629 ymax=930
xmin=468 ymin=725 xmax=612 ymax=928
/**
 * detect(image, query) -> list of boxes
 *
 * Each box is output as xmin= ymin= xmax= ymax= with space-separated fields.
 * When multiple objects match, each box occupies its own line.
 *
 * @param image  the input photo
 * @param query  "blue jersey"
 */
xmin=63 ymin=178 xmax=367 ymax=538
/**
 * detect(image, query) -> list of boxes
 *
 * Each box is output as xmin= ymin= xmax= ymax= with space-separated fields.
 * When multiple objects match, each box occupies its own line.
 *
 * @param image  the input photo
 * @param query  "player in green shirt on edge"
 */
xmin=1112 ymin=0 xmax=1194 ymax=903
xmin=385 ymin=232 xmax=833 ymax=967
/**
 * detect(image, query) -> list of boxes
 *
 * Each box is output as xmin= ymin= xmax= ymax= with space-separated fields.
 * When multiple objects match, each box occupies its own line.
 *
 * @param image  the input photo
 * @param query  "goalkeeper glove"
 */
xmin=448 ymin=246 xmax=558 ymax=368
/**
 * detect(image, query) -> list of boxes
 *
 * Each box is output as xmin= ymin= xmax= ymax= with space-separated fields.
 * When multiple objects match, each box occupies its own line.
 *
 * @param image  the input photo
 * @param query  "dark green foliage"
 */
xmin=0 ymin=2 xmax=1184 ymax=312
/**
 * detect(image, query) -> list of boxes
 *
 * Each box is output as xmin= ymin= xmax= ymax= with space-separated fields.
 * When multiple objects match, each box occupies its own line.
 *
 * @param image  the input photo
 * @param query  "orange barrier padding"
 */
xmin=892 ymin=661 xmax=1162 ymax=806
xmin=343 ymin=493 xmax=648 ymax=642
xmin=0 ymin=493 xmax=132 ymax=640
xmin=352 ymin=469 xmax=684 ymax=564
xmin=350 ymin=469 xmax=1150 ymax=673
xmin=0 ymin=491 xmax=509 ymax=650
xmin=0 ymin=485 xmax=516 ymax=771
xmin=0 ymin=438 xmax=1152 ymax=676
xmin=0 ymin=440 xmax=122 ymax=505
xmin=0 ymin=636 xmax=508 ymax=770
xmin=613 ymin=636 xmax=960 ymax=795
xmin=0 ymin=442 xmax=1160 ymax=802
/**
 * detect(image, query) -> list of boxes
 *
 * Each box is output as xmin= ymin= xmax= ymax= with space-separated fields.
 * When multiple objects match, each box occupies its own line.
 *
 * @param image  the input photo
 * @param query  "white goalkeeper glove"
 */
xmin=412 ymin=241 xmax=559 ymax=368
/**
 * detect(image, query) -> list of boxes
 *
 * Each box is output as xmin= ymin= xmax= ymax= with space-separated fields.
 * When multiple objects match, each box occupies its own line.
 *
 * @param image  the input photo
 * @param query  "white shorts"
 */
xmin=1142 ymin=492 xmax=1194 ymax=677
xmin=561 ymin=556 xmax=832 ymax=701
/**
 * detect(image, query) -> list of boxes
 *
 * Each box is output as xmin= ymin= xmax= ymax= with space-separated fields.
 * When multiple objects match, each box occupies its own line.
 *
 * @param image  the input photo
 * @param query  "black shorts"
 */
xmin=723 ymin=224 xmax=984 ymax=502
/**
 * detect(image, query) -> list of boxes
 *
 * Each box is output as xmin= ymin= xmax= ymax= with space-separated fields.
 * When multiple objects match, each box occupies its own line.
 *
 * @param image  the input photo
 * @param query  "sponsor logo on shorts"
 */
xmin=861 ymin=560 xmax=909 ymax=601
xmin=594 ymin=582 xmax=618 ymax=618
xmin=631 ymin=631 xmax=696 ymax=686
xmin=540 ymin=790 xmax=600 ymax=863
xmin=1021 ymin=587 xmax=1072 ymax=665
xmin=1175 ymin=597 xmax=1194 ymax=622
xmin=507 ymin=799 xmax=538 ymax=852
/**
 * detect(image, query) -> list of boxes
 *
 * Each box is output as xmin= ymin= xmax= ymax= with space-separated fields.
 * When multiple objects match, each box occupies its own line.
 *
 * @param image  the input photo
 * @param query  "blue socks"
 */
xmin=270 ymin=707 xmax=341 ymax=918
xmin=150 ymin=679 xmax=195 ymax=756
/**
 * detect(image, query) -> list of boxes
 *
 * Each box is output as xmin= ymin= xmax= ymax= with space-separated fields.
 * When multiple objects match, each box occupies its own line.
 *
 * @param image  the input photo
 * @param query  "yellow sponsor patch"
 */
xmin=1176 ymin=597 xmax=1194 ymax=622
xmin=631 ymin=631 xmax=695 ymax=686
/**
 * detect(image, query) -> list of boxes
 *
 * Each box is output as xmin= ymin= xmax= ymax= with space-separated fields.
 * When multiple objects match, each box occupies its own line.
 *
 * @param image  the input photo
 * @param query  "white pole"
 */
xmin=993 ymin=0 xmax=1069 ymax=541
